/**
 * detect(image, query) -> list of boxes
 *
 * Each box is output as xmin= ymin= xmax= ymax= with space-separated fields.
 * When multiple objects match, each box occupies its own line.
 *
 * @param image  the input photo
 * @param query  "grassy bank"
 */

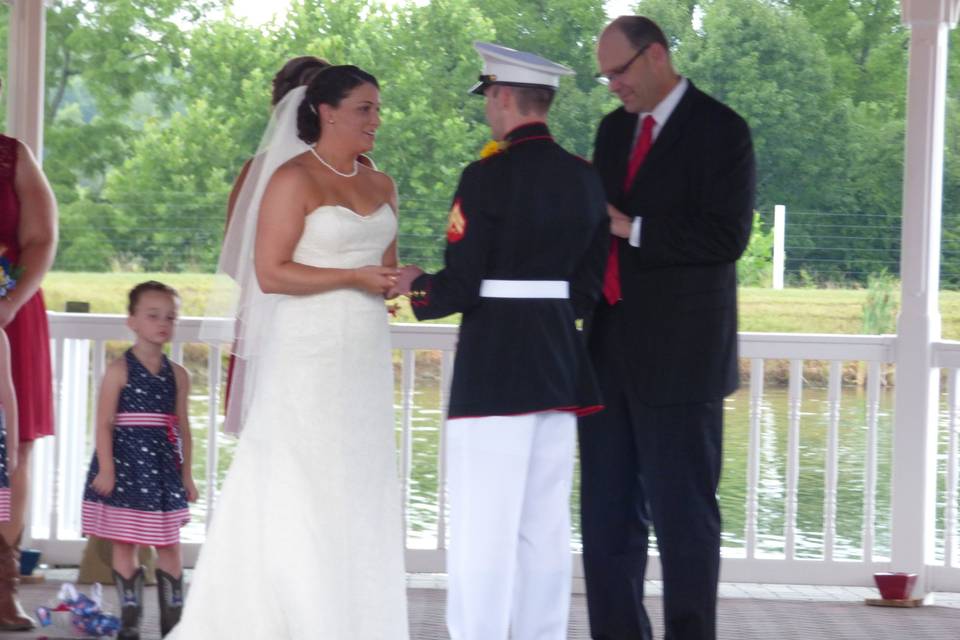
xmin=42 ymin=272 xmax=960 ymax=338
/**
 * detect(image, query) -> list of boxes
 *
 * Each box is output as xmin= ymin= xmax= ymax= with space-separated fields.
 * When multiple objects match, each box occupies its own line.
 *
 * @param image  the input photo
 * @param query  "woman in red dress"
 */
xmin=0 ymin=78 xmax=58 ymax=631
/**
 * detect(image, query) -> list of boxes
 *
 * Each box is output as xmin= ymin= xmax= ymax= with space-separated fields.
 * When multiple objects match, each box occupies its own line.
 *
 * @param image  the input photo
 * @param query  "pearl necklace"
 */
xmin=310 ymin=147 xmax=358 ymax=177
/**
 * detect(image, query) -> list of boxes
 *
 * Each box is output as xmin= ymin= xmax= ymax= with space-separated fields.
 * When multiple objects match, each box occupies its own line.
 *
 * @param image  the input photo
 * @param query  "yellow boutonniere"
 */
xmin=479 ymin=139 xmax=509 ymax=159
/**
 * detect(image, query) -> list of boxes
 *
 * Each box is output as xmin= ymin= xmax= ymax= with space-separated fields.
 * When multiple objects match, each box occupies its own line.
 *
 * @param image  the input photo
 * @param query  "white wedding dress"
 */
xmin=170 ymin=203 xmax=409 ymax=639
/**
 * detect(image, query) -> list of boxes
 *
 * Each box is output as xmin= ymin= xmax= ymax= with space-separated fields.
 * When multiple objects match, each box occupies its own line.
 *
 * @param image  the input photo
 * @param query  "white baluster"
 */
xmin=784 ymin=359 xmax=803 ymax=560
xmin=864 ymin=361 xmax=882 ymax=563
xmin=400 ymin=350 xmax=416 ymax=540
xmin=437 ymin=350 xmax=454 ymax=551
xmin=824 ymin=360 xmax=842 ymax=561
xmin=57 ymin=336 xmax=90 ymax=538
xmin=170 ymin=341 xmax=184 ymax=364
xmin=746 ymin=358 xmax=764 ymax=559
xmin=945 ymin=368 xmax=960 ymax=567
xmin=204 ymin=345 xmax=223 ymax=529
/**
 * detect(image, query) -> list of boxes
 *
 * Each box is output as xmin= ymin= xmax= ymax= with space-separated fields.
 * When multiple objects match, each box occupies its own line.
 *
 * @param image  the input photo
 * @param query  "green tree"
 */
xmin=42 ymin=0 xmax=224 ymax=202
xmin=673 ymin=0 xmax=845 ymax=209
xmin=738 ymin=212 xmax=774 ymax=287
xmin=98 ymin=98 xmax=237 ymax=271
xmin=786 ymin=0 xmax=907 ymax=108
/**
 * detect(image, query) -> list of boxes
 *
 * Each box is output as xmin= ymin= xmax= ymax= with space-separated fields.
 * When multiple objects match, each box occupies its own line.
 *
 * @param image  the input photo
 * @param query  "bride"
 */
xmin=169 ymin=66 xmax=408 ymax=639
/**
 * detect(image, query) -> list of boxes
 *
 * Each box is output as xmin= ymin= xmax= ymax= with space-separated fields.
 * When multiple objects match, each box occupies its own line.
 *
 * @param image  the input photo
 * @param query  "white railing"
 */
xmin=29 ymin=313 xmax=960 ymax=591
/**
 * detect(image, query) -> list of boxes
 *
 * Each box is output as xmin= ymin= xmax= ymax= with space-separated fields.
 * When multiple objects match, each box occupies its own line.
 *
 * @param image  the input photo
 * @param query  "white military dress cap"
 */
xmin=469 ymin=41 xmax=575 ymax=95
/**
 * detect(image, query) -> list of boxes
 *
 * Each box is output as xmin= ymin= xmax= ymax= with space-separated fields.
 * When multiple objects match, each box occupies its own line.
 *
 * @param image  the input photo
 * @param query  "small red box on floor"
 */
xmin=873 ymin=572 xmax=917 ymax=600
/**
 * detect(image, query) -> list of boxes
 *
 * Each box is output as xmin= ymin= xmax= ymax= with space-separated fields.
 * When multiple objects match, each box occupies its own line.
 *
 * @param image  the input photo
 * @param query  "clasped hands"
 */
xmin=353 ymin=264 xmax=423 ymax=299
xmin=388 ymin=265 xmax=424 ymax=299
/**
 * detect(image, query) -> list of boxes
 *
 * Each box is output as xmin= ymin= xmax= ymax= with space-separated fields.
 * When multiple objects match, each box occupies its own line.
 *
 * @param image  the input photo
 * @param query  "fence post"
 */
xmin=773 ymin=205 xmax=786 ymax=289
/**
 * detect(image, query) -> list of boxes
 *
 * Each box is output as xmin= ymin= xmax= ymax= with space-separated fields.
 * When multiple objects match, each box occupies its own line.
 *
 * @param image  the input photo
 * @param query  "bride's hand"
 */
xmin=352 ymin=265 xmax=401 ymax=295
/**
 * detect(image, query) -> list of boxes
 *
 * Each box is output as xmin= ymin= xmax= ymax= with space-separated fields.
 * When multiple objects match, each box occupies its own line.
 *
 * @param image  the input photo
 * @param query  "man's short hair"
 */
xmin=611 ymin=16 xmax=670 ymax=53
xmin=510 ymin=86 xmax=555 ymax=116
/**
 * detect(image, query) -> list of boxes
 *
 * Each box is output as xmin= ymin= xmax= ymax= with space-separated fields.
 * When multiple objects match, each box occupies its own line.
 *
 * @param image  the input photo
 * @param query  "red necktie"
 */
xmin=602 ymin=114 xmax=655 ymax=305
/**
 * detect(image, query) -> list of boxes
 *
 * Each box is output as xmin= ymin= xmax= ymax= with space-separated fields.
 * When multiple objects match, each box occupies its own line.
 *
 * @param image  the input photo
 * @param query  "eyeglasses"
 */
xmin=595 ymin=43 xmax=651 ymax=85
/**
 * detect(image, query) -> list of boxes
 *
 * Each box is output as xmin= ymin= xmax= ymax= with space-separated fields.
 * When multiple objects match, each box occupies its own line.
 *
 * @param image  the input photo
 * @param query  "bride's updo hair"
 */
xmin=271 ymin=56 xmax=331 ymax=107
xmin=297 ymin=65 xmax=379 ymax=145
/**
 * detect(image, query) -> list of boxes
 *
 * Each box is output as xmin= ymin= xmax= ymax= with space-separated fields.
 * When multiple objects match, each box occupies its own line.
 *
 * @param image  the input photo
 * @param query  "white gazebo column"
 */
xmin=5 ymin=0 xmax=47 ymax=157
xmin=894 ymin=0 xmax=960 ymax=598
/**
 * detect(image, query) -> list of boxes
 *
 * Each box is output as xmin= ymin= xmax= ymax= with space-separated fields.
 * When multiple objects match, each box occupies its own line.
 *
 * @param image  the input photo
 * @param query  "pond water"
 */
xmin=178 ymin=356 xmax=959 ymax=563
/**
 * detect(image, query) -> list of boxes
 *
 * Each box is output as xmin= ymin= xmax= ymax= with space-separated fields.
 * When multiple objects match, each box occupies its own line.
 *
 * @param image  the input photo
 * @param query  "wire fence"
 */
xmin=757 ymin=206 xmax=909 ymax=286
xmin=56 ymin=200 xmax=960 ymax=288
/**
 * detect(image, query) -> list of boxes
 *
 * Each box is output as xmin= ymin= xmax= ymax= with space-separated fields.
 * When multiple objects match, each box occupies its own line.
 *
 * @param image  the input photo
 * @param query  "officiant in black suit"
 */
xmin=578 ymin=16 xmax=756 ymax=640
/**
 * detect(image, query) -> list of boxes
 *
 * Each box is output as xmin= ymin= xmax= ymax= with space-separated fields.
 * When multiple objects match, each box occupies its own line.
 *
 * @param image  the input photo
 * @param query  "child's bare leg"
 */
xmin=112 ymin=541 xmax=138 ymax=578
xmin=155 ymin=543 xmax=182 ymax=577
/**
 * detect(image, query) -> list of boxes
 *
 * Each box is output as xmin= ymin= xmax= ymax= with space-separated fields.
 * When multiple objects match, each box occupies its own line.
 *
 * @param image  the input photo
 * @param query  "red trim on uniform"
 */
xmin=575 ymin=404 xmax=605 ymax=417
xmin=509 ymin=135 xmax=554 ymax=147
xmin=448 ymin=404 xmax=605 ymax=420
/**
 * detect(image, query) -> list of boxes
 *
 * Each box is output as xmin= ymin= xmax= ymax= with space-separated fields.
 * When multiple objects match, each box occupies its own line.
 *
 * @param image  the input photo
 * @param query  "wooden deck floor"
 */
xmin=3 ymin=575 xmax=960 ymax=639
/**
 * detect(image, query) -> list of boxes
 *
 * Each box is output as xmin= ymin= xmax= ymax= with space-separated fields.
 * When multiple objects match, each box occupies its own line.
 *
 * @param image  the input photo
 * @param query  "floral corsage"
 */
xmin=479 ymin=139 xmax=509 ymax=159
xmin=0 ymin=246 xmax=23 ymax=300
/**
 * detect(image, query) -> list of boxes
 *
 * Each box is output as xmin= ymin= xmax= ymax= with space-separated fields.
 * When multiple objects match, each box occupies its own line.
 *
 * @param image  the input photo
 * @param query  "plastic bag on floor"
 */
xmin=36 ymin=582 xmax=120 ymax=637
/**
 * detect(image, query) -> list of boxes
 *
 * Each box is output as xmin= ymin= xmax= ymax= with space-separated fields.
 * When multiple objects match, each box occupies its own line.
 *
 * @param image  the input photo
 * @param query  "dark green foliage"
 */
xmin=9 ymin=0 xmax=955 ymax=285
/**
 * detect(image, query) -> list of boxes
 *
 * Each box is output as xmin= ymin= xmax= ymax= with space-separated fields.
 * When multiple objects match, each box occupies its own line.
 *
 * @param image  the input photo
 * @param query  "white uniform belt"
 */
xmin=479 ymin=279 xmax=569 ymax=299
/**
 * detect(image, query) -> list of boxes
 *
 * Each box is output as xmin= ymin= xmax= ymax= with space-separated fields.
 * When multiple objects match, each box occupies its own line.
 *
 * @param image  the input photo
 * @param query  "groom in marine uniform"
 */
xmin=392 ymin=41 xmax=608 ymax=640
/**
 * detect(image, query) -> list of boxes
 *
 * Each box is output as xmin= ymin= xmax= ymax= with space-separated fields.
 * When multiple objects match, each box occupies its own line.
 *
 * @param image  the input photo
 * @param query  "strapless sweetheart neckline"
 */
xmin=308 ymin=202 xmax=393 ymax=220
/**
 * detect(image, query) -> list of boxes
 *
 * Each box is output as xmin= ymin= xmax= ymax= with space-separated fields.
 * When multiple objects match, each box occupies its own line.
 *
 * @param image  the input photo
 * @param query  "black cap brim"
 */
xmin=470 ymin=74 xmax=499 ymax=96
xmin=469 ymin=80 xmax=489 ymax=95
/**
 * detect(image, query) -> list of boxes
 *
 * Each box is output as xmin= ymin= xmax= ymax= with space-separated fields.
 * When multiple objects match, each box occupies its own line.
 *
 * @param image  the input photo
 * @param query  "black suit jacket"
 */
xmin=590 ymin=81 xmax=756 ymax=406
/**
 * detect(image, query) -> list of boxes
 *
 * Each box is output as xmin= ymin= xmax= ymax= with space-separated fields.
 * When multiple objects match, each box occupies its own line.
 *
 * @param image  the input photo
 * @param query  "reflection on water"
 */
xmin=176 ymin=353 xmax=960 ymax=562
xmin=395 ymin=364 xmax=904 ymax=560
xmin=720 ymin=385 xmax=894 ymax=560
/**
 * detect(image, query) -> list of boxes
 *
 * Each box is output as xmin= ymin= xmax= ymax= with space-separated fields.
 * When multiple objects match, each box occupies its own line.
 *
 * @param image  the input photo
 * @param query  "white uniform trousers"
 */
xmin=445 ymin=411 xmax=577 ymax=640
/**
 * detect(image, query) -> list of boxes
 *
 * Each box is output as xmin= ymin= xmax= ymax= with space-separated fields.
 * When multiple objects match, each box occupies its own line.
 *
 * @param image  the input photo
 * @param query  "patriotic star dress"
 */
xmin=81 ymin=350 xmax=189 ymax=546
xmin=0 ymin=408 xmax=9 ymax=521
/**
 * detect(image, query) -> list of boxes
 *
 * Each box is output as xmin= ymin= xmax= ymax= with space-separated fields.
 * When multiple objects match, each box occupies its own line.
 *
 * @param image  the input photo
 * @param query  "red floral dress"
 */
xmin=0 ymin=135 xmax=54 ymax=440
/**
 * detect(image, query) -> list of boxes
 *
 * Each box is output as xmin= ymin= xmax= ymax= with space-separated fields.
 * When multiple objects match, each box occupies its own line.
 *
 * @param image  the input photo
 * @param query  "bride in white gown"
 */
xmin=170 ymin=66 xmax=408 ymax=639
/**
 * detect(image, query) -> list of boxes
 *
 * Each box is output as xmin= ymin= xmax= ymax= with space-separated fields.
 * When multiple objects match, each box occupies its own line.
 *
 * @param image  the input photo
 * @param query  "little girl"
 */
xmin=81 ymin=281 xmax=197 ymax=639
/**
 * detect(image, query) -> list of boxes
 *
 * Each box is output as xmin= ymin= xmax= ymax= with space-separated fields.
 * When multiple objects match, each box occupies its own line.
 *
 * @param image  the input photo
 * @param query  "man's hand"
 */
xmin=608 ymin=203 xmax=632 ymax=239
xmin=389 ymin=264 xmax=425 ymax=298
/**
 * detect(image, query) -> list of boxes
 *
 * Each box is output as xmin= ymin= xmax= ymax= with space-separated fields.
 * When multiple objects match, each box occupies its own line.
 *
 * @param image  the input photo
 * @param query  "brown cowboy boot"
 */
xmin=0 ymin=533 xmax=36 ymax=630
xmin=155 ymin=569 xmax=183 ymax=637
xmin=113 ymin=567 xmax=144 ymax=640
